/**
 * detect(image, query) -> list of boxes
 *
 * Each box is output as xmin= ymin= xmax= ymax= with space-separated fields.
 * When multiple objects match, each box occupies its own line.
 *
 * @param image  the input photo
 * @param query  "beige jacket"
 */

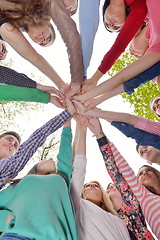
xmin=49 ymin=0 xmax=83 ymax=83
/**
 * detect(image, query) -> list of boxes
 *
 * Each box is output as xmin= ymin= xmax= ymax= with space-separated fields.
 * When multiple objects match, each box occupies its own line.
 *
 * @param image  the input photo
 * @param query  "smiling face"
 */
xmin=137 ymin=145 xmax=160 ymax=165
xmin=104 ymin=4 xmax=126 ymax=32
xmin=150 ymin=96 xmax=160 ymax=117
xmin=0 ymin=135 xmax=20 ymax=159
xmin=137 ymin=166 xmax=160 ymax=189
xmin=27 ymin=23 xmax=55 ymax=47
xmin=82 ymin=182 xmax=103 ymax=205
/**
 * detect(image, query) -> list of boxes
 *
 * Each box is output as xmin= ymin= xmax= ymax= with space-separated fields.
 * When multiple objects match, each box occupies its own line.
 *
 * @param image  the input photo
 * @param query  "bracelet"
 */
xmin=92 ymin=131 xmax=104 ymax=138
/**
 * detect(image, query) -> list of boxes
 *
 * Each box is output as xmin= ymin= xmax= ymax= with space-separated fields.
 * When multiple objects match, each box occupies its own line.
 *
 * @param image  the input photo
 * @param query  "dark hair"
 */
xmin=102 ymin=0 xmax=130 ymax=32
xmin=0 ymin=131 xmax=21 ymax=144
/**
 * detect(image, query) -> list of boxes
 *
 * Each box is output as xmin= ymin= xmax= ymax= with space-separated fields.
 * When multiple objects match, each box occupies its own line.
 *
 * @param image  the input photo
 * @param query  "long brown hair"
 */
xmin=0 ymin=0 xmax=51 ymax=30
xmin=137 ymin=165 xmax=160 ymax=195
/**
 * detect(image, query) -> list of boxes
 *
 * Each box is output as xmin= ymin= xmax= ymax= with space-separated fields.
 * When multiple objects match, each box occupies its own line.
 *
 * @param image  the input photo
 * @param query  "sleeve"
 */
xmin=79 ymin=0 xmax=100 ymax=76
xmin=70 ymin=155 xmax=87 ymax=212
xmin=97 ymin=136 xmax=140 ymax=209
xmin=109 ymin=142 xmax=148 ymax=200
xmin=57 ymin=127 xmax=72 ymax=187
xmin=123 ymin=61 xmax=160 ymax=95
xmin=0 ymin=84 xmax=49 ymax=103
xmin=134 ymin=117 xmax=160 ymax=136
xmin=50 ymin=0 xmax=83 ymax=84
xmin=98 ymin=0 xmax=147 ymax=74
xmin=112 ymin=121 xmax=160 ymax=150
xmin=0 ymin=66 xmax=36 ymax=88
xmin=0 ymin=110 xmax=72 ymax=189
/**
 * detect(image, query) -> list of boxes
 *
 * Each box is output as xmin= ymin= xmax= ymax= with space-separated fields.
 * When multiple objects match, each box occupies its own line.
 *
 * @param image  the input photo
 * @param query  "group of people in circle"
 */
xmin=0 ymin=0 xmax=159 ymax=239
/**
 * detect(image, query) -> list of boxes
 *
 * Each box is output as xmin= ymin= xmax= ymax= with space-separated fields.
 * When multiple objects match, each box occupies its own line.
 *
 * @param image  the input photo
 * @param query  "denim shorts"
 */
xmin=0 ymin=233 xmax=33 ymax=240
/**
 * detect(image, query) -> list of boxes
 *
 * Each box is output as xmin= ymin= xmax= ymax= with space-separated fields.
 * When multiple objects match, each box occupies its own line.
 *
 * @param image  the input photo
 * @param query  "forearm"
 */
xmin=82 ymin=51 xmax=160 ymax=100
xmin=50 ymin=0 xmax=83 ymax=84
xmin=74 ymin=126 xmax=87 ymax=155
xmin=1 ymin=24 xmax=64 ymax=89
xmin=87 ymin=109 xmax=138 ymax=125
xmin=93 ymin=84 xmax=124 ymax=106
xmin=29 ymin=54 xmax=65 ymax=89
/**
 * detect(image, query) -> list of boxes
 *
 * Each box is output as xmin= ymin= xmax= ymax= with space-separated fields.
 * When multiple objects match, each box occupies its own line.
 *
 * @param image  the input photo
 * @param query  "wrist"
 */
xmin=92 ymin=131 xmax=104 ymax=139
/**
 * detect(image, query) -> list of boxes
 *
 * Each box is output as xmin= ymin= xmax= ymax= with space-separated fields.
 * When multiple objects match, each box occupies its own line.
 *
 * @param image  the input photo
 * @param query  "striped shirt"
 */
xmin=110 ymin=143 xmax=160 ymax=239
xmin=0 ymin=110 xmax=71 ymax=189
xmin=135 ymin=117 xmax=160 ymax=136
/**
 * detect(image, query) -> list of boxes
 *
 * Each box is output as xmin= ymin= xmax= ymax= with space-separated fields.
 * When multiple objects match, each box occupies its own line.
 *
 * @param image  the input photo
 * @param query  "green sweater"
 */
xmin=0 ymin=127 xmax=78 ymax=240
xmin=0 ymin=84 xmax=49 ymax=103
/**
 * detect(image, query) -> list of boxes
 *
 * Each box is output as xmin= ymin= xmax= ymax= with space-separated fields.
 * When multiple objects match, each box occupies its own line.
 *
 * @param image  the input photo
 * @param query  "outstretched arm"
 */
xmin=71 ymin=115 xmax=88 ymax=211
xmin=0 ymin=109 xmax=72 ymax=189
xmin=74 ymin=51 xmax=160 ymax=103
xmin=0 ymin=23 xmax=64 ymax=89
xmin=50 ymin=0 xmax=83 ymax=86
xmin=57 ymin=120 xmax=73 ymax=187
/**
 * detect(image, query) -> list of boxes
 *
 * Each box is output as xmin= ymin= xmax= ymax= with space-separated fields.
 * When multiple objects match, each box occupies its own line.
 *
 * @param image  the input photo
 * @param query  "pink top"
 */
xmin=134 ymin=117 xmax=160 ymax=136
xmin=110 ymin=142 xmax=160 ymax=239
xmin=145 ymin=0 xmax=160 ymax=52
xmin=98 ymin=0 xmax=147 ymax=74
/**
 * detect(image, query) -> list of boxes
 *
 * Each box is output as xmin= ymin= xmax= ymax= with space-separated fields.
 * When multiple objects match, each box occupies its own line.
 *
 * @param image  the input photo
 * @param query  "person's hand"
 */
xmin=152 ymin=76 xmax=160 ymax=84
xmin=50 ymin=96 xmax=65 ymax=109
xmin=83 ymin=97 xmax=100 ymax=110
xmin=82 ymin=78 xmax=97 ymax=93
xmin=74 ymin=114 xmax=88 ymax=130
xmin=37 ymin=84 xmax=63 ymax=98
xmin=66 ymin=83 xmax=81 ymax=98
xmin=59 ymin=83 xmax=69 ymax=96
xmin=0 ymin=41 xmax=7 ymax=60
xmin=87 ymin=117 xmax=103 ymax=136
xmin=72 ymin=100 xmax=86 ymax=115
xmin=66 ymin=97 xmax=76 ymax=115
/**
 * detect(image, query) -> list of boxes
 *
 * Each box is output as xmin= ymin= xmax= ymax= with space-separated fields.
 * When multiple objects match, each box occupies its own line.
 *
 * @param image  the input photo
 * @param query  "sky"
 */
xmin=3 ymin=2 xmax=160 ymax=238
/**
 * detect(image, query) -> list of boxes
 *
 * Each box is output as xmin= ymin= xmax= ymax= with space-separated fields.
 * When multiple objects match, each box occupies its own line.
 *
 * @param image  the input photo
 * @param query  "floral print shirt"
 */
xmin=97 ymin=136 xmax=154 ymax=240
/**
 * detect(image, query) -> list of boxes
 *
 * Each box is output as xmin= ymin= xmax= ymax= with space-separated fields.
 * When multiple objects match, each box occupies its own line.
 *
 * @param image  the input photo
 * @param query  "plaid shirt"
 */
xmin=0 ymin=110 xmax=71 ymax=189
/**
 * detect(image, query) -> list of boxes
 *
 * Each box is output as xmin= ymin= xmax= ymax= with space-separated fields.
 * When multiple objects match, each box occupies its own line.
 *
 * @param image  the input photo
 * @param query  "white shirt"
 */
xmin=71 ymin=155 xmax=130 ymax=240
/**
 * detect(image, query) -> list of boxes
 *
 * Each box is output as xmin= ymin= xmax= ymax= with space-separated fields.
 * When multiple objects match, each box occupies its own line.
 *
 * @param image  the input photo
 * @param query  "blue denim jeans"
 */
xmin=123 ymin=61 xmax=160 ymax=94
xmin=0 ymin=233 xmax=33 ymax=240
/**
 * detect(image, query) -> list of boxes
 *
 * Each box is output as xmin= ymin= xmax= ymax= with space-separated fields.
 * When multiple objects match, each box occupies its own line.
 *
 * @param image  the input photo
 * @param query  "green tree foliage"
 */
xmin=108 ymin=51 xmax=160 ymax=121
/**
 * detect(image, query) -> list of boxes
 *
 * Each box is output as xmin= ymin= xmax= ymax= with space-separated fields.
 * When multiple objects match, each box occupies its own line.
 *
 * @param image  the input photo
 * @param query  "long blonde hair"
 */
xmin=82 ymin=181 xmax=117 ymax=216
